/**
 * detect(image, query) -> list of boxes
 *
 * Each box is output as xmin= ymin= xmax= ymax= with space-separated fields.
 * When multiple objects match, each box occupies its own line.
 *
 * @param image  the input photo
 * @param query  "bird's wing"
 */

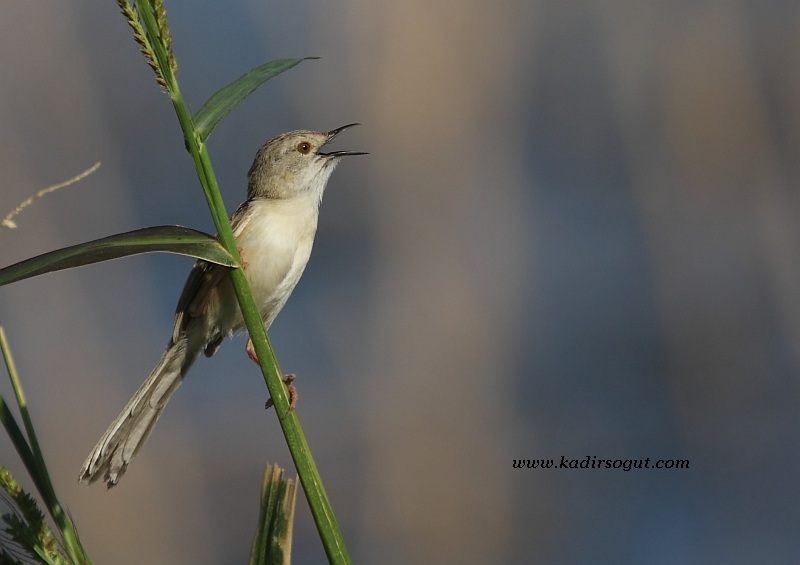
xmin=172 ymin=200 xmax=253 ymax=345
xmin=172 ymin=259 xmax=229 ymax=343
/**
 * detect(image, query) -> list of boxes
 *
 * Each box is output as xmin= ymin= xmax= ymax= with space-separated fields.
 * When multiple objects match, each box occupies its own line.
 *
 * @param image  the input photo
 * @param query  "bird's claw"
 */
xmin=265 ymin=374 xmax=298 ymax=411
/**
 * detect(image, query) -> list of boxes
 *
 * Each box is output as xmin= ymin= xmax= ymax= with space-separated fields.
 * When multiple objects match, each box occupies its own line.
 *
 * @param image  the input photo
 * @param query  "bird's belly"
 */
xmin=233 ymin=213 xmax=314 ymax=331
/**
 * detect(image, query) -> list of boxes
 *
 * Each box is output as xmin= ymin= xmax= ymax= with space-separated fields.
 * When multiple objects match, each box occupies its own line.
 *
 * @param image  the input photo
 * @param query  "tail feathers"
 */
xmin=79 ymin=339 xmax=195 ymax=487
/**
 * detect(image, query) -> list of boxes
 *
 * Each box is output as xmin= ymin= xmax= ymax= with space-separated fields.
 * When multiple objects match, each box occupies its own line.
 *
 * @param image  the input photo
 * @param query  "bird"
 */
xmin=79 ymin=124 xmax=366 ymax=487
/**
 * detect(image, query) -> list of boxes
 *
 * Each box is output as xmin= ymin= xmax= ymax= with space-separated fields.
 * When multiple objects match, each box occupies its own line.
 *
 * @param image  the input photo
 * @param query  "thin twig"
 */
xmin=2 ymin=161 xmax=102 ymax=230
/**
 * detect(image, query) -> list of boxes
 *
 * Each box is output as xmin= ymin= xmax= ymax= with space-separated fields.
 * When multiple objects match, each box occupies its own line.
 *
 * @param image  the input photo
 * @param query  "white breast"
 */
xmin=233 ymin=196 xmax=319 ymax=330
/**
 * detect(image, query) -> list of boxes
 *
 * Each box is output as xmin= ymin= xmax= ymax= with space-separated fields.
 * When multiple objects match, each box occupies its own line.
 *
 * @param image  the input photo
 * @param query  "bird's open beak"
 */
xmin=319 ymin=123 xmax=368 ymax=157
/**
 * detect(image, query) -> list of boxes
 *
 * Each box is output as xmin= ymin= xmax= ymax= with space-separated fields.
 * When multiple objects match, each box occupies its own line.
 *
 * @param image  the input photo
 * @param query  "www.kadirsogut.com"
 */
xmin=512 ymin=456 xmax=690 ymax=471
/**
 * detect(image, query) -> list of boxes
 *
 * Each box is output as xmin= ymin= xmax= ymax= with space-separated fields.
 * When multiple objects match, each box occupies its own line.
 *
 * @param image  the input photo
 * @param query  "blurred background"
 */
xmin=1 ymin=1 xmax=799 ymax=563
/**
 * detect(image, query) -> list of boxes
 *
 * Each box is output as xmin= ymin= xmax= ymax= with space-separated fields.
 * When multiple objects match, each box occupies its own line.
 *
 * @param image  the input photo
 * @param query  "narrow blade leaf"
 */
xmin=193 ymin=57 xmax=315 ymax=142
xmin=0 ymin=225 xmax=235 ymax=287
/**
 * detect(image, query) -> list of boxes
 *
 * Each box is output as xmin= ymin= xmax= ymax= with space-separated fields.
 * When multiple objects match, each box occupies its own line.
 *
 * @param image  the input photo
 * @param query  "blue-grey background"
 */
xmin=1 ymin=1 xmax=799 ymax=563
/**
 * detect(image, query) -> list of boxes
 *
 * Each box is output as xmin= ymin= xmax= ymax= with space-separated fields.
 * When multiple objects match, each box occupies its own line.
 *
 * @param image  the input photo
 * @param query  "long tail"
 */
xmin=79 ymin=338 xmax=196 ymax=487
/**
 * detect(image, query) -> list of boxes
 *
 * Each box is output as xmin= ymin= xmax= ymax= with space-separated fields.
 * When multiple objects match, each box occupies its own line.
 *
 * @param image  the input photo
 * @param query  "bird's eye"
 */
xmin=297 ymin=141 xmax=312 ymax=154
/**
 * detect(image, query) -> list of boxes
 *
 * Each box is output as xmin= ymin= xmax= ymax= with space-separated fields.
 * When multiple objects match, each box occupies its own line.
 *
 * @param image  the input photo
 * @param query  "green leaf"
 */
xmin=193 ymin=58 xmax=315 ymax=142
xmin=0 ymin=225 xmax=235 ymax=287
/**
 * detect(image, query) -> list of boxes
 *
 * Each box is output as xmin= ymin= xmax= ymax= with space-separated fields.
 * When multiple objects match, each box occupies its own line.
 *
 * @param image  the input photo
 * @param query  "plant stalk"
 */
xmin=134 ymin=3 xmax=351 ymax=562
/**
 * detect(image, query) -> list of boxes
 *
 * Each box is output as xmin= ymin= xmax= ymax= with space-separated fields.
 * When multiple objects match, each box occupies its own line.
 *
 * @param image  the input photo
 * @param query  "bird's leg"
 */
xmin=246 ymin=338 xmax=258 ymax=363
xmin=246 ymin=339 xmax=298 ymax=410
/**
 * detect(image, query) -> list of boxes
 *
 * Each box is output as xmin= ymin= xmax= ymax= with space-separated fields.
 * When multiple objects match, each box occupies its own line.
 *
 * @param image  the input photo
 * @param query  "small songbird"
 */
xmin=80 ymin=124 xmax=365 ymax=487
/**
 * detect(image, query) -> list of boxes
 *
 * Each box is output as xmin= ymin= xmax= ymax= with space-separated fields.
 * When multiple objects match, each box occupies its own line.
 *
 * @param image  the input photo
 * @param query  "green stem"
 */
xmin=135 ymin=5 xmax=351 ymax=563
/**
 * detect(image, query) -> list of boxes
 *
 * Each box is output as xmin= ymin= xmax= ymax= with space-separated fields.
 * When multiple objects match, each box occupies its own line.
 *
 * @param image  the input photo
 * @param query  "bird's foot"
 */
xmin=265 ymin=374 xmax=298 ymax=411
xmin=246 ymin=341 xmax=298 ymax=410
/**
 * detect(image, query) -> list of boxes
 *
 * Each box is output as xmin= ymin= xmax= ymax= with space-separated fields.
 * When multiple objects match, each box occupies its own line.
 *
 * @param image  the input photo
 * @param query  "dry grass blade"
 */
xmin=2 ymin=162 xmax=101 ymax=231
